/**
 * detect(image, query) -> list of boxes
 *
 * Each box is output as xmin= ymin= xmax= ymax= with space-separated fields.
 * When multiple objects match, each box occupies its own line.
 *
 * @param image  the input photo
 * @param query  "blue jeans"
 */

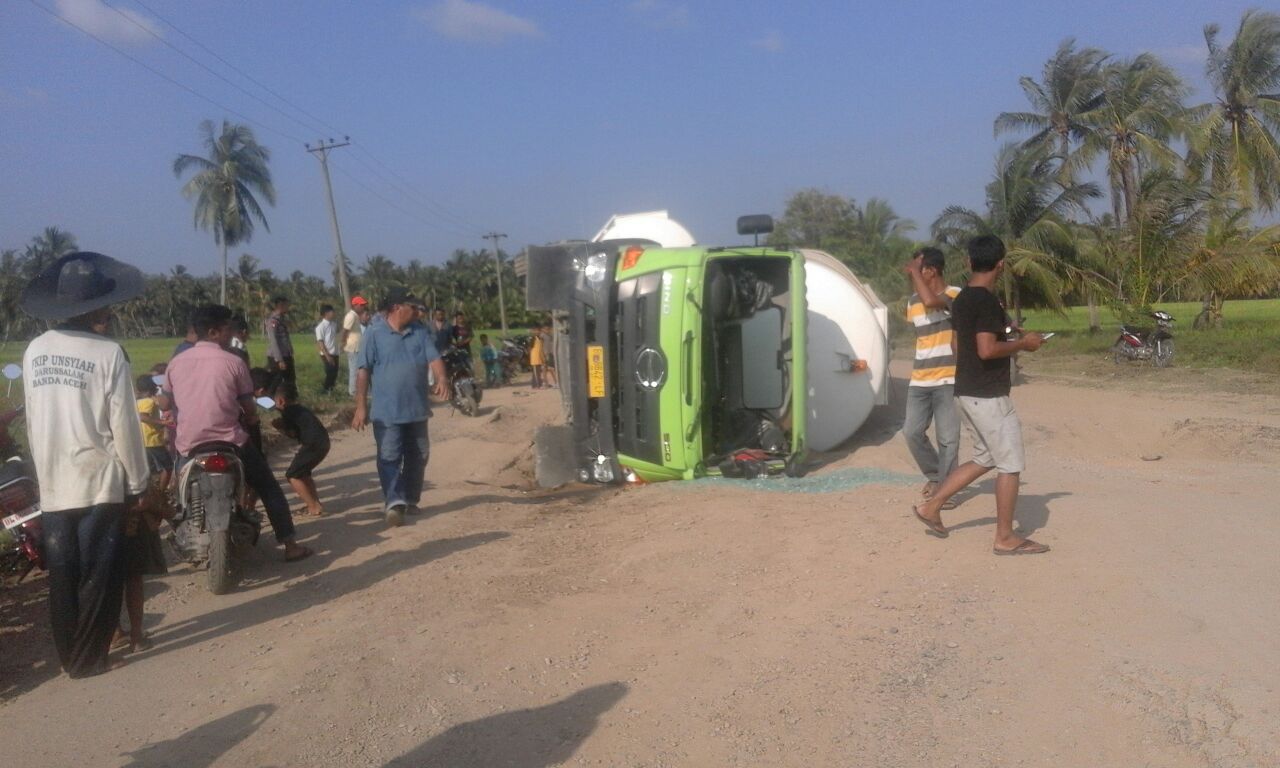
xmin=372 ymin=421 xmax=430 ymax=509
xmin=42 ymin=504 xmax=126 ymax=677
xmin=904 ymin=384 xmax=960 ymax=484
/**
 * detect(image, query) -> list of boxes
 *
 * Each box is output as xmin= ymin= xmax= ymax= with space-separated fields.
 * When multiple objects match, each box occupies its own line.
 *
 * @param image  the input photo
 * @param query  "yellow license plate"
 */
xmin=587 ymin=345 xmax=606 ymax=398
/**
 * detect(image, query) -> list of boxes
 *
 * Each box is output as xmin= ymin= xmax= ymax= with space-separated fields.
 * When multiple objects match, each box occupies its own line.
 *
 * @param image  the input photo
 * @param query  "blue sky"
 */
xmin=0 ymin=0 xmax=1259 ymax=279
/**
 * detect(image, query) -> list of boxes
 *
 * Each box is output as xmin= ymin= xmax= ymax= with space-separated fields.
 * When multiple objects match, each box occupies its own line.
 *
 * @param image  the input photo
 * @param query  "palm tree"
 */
xmin=995 ymin=39 xmax=1109 ymax=179
xmin=933 ymin=143 xmax=1101 ymax=323
xmin=1187 ymin=206 xmax=1280 ymax=328
xmin=1083 ymin=54 xmax=1188 ymax=224
xmin=23 ymin=226 xmax=79 ymax=279
xmin=1187 ymin=10 xmax=1280 ymax=212
xmin=173 ymin=120 xmax=276 ymax=304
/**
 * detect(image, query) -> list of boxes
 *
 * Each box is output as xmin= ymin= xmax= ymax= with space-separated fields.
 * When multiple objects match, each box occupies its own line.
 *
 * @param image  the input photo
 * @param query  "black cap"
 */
xmin=381 ymin=287 xmax=425 ymax=312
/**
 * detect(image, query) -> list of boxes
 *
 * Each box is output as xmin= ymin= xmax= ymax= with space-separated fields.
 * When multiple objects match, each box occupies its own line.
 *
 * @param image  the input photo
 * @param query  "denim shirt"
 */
xmin=357 ymin=319 xmax=440 ymax=424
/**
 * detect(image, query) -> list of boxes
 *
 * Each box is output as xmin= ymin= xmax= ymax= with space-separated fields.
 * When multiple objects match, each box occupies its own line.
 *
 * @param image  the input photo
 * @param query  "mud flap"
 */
xmin=534 ymin=425 xmax=578 ymax=488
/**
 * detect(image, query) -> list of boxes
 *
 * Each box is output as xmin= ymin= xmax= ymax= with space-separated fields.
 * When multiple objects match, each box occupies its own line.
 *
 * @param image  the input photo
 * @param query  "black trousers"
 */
xmin=321 ymin=356 xmax=339 ymax=392
xmin=238 ymin=441 xmax=297 ymax=543
xmin=266 ymin=356 xmax=296 ymax=393
xmin=42 ymin=504 xmax=127 ymax=678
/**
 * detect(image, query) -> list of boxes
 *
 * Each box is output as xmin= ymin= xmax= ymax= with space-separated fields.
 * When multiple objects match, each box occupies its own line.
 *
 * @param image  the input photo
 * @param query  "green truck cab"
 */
xmin=527 ymin=218 xmax=808 ymax=484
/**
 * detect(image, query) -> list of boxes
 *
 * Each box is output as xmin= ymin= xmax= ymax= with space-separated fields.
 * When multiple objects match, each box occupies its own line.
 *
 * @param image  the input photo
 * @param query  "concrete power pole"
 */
xmin=483 ymin=232 xmax=509 ymax=338
xmin=306 ymin=138 xmax=352 ymax=309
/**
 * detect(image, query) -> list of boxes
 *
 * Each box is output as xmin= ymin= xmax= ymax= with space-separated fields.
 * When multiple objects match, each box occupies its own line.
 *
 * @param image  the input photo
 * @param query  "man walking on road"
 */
xmin=167 ymin=304 xmax=313 ymax=562
xmin=912 ymin=235 xmax=1049 ymax=556
xmin=315 ymin=304 xmax=340 ymax=394
xmin=903 ymin=247 xmax=962 ymax=508
xmin=352 ymin=289 xmax=447 ymax=527
xmin=20 ymin=252 xmax=151 ymax=677
xmin=341 ymin=296 xmax=370 ymax=395
xmin=264 ymin=295 xmax=295 ymax=390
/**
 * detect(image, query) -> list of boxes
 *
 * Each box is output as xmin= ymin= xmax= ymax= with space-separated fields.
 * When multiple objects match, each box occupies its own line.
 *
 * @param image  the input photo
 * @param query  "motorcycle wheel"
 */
xmin=1111 ymin=341 xmax=1128 ymax=364
xmin=457 ymin=393 xmax=479 ymax=417
xmin=1154 ymin=338 xmax=1174 ymax=368
xmin=207 ymin=529 xmax=235 ymax=595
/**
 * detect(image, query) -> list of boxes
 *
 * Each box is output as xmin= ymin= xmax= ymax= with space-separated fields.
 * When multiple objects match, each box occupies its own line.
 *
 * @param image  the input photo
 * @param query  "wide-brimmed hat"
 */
xmin=20 ymin=251 xmax=145 ymax=321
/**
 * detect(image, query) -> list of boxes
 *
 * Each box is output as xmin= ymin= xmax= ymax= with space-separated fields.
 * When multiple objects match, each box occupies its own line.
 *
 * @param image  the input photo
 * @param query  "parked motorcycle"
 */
xmin=0 ymin=407 xmax=43 ymax=583
xmin=498 ymin=336 xmax=531 ymax=385
xmin=173 ymin=443 xmax=261 ymax=594
xmin=1112 ymin=311 xmax=1175 ymax=367
xmin=442 ymin=347 xmax=482 ymax=416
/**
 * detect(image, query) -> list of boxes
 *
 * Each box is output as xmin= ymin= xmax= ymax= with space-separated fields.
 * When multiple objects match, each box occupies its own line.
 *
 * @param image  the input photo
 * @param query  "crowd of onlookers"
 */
xmin=15 ymin=250 xmax=556 ymax=679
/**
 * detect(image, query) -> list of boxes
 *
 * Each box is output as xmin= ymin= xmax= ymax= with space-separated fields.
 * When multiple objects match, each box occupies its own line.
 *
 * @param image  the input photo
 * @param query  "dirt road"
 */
xmin=3 ymin=358 xmax=1278 ymax=767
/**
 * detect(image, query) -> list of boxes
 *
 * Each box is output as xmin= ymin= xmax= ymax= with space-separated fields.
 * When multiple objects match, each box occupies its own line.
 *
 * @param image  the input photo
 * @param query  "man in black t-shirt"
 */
xmin=912 ymin=235 xmax=1050 ymax=556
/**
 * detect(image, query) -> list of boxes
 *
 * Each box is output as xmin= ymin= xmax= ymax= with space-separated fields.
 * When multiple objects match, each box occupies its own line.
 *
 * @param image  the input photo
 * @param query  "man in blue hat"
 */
xmin=21 ymin=252 xmax=151 ymax=677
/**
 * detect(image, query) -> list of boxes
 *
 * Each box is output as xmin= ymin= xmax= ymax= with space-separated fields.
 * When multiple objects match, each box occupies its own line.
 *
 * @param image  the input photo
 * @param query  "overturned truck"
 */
xmin=529 ymin=211 xmax=889 ymax=486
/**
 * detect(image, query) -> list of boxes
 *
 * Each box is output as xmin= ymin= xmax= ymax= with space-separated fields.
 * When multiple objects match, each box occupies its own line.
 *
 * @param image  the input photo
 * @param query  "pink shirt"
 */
xmin=164 ymin=341 xmax=254 ymax=455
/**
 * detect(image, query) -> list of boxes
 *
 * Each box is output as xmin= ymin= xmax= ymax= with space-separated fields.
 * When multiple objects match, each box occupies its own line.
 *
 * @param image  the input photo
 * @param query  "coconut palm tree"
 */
xmin=1187 ymin=10 xmax=1280 ymax=212
xmin=1082 ymin=54 xmax=1188 ymax=224
xmin=995 ymin=38 xmax=1109 ymax=179
xmin=173 ymin=120 xmax=276 ymax=304
xmin=932 ymin=143 xmax=1101 ymax=322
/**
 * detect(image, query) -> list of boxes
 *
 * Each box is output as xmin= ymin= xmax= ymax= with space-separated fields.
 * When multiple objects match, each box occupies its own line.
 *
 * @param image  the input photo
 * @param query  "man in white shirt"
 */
xmin=20 ymin=252 xmax=149 ymax=678
xmin=315 ymin=304 xmax=339 ymax=393
xmin=340 ymin=296 xmax=370 ymax=395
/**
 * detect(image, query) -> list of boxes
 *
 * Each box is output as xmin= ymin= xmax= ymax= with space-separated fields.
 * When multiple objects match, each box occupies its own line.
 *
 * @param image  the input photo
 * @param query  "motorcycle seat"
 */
xmin=188 ymin=441 xmax=242 ymax=457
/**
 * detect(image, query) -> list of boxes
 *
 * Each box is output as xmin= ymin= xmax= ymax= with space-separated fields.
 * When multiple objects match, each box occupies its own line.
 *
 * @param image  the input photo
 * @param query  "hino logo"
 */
xmin=635 ymin=347 xmax=666 ymax=391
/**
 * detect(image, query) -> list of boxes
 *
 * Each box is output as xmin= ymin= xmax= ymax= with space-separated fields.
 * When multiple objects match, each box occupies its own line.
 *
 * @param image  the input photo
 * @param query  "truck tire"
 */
xmin=207 ymin=529 xmax=235 ymax=595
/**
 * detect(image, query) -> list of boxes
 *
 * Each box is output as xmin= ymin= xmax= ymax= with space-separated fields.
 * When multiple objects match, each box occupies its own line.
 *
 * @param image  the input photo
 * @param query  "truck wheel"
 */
xmin=207 ymin=530 xmax=235 ymax=595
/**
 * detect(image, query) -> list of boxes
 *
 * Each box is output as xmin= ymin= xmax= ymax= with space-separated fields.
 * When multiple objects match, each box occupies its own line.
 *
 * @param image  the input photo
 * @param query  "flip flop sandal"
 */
xmin=911 ymin=505 xmax=949 ymax=538
xmin=993 ymin=540 xmax=1051 ymax=556
xmin=285 ymin=546 xmax=314 ymax=563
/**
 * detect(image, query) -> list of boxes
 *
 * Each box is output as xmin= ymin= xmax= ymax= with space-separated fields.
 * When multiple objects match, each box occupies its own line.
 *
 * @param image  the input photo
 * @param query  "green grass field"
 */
xmin=1015 ymin=298 xmax=1280 ymax=375
xmin=0 ymin=335 xmax=350 ymax=411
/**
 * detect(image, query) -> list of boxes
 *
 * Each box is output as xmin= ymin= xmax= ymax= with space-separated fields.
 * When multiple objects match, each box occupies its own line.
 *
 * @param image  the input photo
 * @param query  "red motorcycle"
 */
xmin=0 ymin=407 xmax=43 ymax=583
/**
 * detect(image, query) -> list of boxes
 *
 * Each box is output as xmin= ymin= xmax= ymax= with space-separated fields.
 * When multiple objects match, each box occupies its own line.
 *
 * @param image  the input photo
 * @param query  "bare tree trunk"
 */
xmin=1121 ymin=162 xmax=1138 ymax=226
xmin=1087 ymin=292 xmax=1101 ymax=334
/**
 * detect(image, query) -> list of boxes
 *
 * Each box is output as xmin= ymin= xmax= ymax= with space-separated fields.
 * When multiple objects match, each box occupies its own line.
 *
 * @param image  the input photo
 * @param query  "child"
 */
xmin=113 ymin=375 xmax=172 ymax=654
xmin=480 ymin=334 xmax=500 ymax=387
xmin=263 ymin=382 xmax=330 ymax=518
xmin=135 ymin=375 xmax=173 ymax=490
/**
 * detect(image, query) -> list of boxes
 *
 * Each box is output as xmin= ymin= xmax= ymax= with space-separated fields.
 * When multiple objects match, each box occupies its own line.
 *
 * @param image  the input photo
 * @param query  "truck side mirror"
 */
xmin=736 ymin=215 xmax=774 ymax=246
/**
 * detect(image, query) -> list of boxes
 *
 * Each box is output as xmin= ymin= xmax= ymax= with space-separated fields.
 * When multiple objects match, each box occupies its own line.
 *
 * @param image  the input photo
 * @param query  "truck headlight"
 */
xmin=592 ymin=455 xmax=615 ymax=483
xmin=584 ymin=252 xmax=609 ymax=284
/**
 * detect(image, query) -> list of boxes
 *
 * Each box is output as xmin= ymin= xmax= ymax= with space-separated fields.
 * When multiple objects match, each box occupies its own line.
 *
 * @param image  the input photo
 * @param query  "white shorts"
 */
xmin=957 ymin=395 xmax=1025 ymax=474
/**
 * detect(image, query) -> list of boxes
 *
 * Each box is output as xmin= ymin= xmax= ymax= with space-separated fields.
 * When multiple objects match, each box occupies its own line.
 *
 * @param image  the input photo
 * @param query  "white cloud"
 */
xmin=54 ymin=0 xmax=162 ymax=45
xmin=413 ymin=0 xmax=540 ymax=44
xmin=629 ymin=0 xmax=690 ymax=30
xmin=750 ymin=31 xmax=785 ymax=54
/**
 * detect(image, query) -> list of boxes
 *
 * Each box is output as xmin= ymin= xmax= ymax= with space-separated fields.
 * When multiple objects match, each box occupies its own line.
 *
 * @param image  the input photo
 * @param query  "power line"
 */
xmin=104 ymin=1 xmax=488 ymax=239
xmin=24 ymin=0 xmax=305 ymax=144
xmin=351 ymin=143 xmax=487 ymax=234
xmin=127 ymin=0 xmax=346 ymax=137
xmin=102 ymin=0 xmax=331 ymax=138
xmin=329 ymin=159 xmax=477 ymax=240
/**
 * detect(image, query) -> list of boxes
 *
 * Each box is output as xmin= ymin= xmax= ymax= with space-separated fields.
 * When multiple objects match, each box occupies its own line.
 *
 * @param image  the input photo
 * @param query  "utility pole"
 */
xmin=483 ymin=231 xmax=509 ymax=337
xmin=306 ymin=137 xmax=352 ymax=309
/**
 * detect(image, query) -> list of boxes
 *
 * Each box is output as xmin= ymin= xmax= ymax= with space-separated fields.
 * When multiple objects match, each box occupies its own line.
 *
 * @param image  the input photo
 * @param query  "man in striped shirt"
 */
xmin=903 ymin=247 xmax=962 ymax=506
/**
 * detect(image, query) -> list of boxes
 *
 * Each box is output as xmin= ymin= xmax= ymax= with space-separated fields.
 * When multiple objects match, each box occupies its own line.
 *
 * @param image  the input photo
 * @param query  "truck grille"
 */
xmin=613 ymin=273 xmax=664 ymax=464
